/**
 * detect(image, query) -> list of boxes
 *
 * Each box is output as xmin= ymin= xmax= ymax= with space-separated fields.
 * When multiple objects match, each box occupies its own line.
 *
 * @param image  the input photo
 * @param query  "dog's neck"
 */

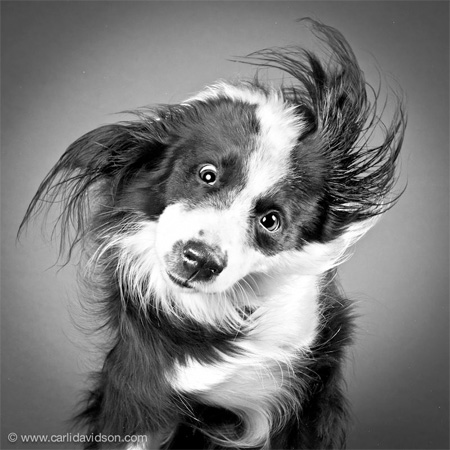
xmin=168 ymin=272 xmax=321 ymax=448
xmin=170 ymin=271 xmax=320 ymax=336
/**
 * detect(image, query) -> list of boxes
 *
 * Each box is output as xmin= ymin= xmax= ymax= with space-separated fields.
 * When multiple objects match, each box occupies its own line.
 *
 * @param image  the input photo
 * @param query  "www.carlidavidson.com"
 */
xmin=7 ymin=432 xmax=147 ymax=445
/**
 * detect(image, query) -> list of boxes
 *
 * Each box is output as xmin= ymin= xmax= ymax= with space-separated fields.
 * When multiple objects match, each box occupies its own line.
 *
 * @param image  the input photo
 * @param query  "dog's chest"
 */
xmin=169 ymin=275 xmax=320 ymax=408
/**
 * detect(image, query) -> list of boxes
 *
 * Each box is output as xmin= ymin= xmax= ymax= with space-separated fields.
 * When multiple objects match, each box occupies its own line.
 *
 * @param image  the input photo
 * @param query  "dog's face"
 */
xmin=156 ymin=88 xmax=314 ymax=294
xmin=111 ymin=84 xmax=337 ymax=310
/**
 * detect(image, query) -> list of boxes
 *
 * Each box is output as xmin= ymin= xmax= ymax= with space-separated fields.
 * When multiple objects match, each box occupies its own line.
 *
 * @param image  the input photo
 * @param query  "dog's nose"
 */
xmin=182 ymin=240 xmax=226 ymax=282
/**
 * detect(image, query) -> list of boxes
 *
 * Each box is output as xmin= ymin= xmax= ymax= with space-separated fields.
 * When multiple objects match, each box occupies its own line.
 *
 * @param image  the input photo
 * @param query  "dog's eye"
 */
xmin=260 ymin=212 xmax=281 ymax=232
xmin=199 ymin=164 xmax=217 ymax=185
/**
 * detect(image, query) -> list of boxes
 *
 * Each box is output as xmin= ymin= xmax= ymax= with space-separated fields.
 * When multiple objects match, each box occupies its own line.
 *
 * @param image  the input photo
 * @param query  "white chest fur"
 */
xmin=169 ymin=274 xmax=320 ymax=445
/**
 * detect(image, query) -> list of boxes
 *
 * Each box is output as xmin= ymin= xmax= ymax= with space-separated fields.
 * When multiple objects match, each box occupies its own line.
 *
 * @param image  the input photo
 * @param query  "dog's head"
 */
xmin=20 ymin=20 xmax=405 ymax=324
xmin=153 ymin=86 xmax=315 ymax=294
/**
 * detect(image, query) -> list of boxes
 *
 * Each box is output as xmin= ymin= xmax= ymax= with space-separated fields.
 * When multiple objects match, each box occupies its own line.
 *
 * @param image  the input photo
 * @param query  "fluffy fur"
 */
xmin=20 ymin=19 xmax=406 ymax=450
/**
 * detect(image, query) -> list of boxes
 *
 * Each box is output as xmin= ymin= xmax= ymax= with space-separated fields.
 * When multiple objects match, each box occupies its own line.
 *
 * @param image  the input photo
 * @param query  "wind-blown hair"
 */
xmin=237 ymin=19 xmax=406 ymax=235
xmin=19 ymin=19 xmax=405 ymax=255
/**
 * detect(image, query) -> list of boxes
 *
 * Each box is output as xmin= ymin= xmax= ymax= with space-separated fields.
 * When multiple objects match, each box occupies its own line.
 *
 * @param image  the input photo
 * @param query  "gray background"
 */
xmin=2 ymin=1 xmax=448 ymax=449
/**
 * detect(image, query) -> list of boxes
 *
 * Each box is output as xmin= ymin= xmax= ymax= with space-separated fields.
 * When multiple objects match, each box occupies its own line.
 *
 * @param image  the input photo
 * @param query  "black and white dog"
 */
xmin=21 ymin=19 xmax=406 ymax=450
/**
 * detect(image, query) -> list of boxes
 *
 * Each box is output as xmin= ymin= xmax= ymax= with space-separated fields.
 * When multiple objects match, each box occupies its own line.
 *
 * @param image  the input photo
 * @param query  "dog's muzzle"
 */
xmin=166 ymin=240 xmax=228 ymax=288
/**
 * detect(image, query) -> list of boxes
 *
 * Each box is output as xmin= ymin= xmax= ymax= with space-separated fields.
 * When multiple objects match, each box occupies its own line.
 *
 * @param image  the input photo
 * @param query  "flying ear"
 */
xmin=18 ymin=117 xmax=168 ymax=255
xmin=240 ymin=18 xmax=406 ymax=239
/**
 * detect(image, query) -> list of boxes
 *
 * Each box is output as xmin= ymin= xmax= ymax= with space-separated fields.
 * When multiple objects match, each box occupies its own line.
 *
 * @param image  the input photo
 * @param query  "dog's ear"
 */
xmin=304 ymin=21 xmax=406 ymax=241
xmin=241 ymin=18 xmax=406 ymax=243
xmin=18 ymin=117 xmax=168 ymax=256
xmin=56 ymin=120 xmax=168 ymax=175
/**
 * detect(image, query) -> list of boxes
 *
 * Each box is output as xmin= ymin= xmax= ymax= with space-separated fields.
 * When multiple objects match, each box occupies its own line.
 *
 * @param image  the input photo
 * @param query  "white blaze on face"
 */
xmin=155 ymin=85 xmax=304 ymax=293
xmin=243 ymin=91 xmax=303 ymax=200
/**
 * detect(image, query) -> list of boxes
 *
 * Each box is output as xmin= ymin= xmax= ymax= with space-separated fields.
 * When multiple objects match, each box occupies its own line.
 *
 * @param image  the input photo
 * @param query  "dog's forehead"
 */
xmin=188 ymin=83 xmax=305 ymax=199
xmin=246 ymin=100 xmax=301 ymax=199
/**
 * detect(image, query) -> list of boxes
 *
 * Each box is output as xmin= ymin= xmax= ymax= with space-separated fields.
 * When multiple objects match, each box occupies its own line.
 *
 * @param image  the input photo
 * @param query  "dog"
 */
xmin=20 ymin=19 xmax=406 ymax=450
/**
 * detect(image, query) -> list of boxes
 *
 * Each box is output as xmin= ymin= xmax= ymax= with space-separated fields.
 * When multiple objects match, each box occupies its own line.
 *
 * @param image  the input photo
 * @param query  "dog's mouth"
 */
xmin=166 ymin=269 xmax=224 ymax=294
xmin=167 ymin=271 xmax=195 ymax=290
